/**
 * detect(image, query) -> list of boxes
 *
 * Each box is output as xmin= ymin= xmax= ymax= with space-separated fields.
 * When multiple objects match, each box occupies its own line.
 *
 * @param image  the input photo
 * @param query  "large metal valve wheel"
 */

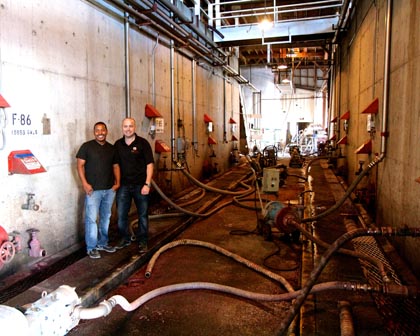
xmin=0 ymin=241 xmax=15 ymax=264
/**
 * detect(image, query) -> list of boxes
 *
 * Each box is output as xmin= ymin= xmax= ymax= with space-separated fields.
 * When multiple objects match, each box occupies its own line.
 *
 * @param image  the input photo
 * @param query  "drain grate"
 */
xmin=352 ymin=235 xmax=420 ymax=336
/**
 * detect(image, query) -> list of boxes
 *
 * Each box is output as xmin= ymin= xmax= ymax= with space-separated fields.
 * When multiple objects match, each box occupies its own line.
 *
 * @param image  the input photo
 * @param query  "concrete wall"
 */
xmin=0 ymin=0 xmax=240 ymax=275
xmin=333 ymin=0 xmax=420 ymax=275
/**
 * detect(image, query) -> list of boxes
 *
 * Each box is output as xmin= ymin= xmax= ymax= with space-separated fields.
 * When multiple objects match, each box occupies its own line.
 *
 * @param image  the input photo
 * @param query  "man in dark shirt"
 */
xmin=114 ymin=118 xmax=154 ymax=253
xmin=76 ymin=122 xmax=120 ymax=259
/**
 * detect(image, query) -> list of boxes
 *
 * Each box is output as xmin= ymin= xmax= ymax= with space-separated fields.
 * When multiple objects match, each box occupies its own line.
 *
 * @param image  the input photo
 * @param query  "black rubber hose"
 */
xmin=302 ymin=155 xmax=384 ymax=223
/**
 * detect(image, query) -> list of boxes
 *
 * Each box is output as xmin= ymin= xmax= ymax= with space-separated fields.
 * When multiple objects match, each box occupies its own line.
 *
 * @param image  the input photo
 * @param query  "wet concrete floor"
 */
xmin=4 ymin=157 xmax=417 ymax=335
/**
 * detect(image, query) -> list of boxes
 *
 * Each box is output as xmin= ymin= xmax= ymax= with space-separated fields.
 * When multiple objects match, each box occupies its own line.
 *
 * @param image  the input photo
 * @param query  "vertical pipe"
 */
xmin=381 ymin=0 xmax=392 ymax=155
xmin=215 ymin=0 xmax=221 ymax=29
xmin=223 ymin=77 xmax=227 ymax=143
xmin=338 ymin=301 xmax=355 ymax=336
xmin=192 ymin=59 xmax=198 ymax=152
xmin=170 ymin=40 xmax=176 ymax=163
xmin=151 ymin=35 xmax=160 ymax=106
xmin=338 ymin=47 xmax=342 ymax=141
xmin=124 ymin=12 xmax=131 ymax=117
xmin=273 ymin=0 xmax=277 ymax=23
xmin=328 ymin=48 xmax=336 ymax=138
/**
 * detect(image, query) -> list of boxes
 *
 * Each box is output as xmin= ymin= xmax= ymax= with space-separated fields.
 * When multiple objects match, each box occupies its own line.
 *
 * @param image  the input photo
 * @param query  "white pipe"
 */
xmin=151 ymin=35 xmax=160 ymax=106
xmin=73 ymin=279 xmax=412 ymax=320
xmin=74 ymin=300 xmax=113 ymax=320
xmin=124 ymin=12 xmax=130 ymax=117
xmin=170 ymin=40 xmax=176 ymax=163
xmin=381 ymin=0 xmax=392 ymax=155
xmin=192 ymin=60 xmax=198 ymax=152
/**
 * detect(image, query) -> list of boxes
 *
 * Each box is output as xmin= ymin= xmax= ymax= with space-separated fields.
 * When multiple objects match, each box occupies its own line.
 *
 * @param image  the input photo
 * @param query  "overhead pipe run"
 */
xmin=91 ymin=0 xmax=259 ymax=90
xmin=115 ymin=0 xmax=225 ymax=63
xmin=106 ymin=0 xmax=220 ymax=64
xmin=152 ymin=0 xmax=223 ymax=50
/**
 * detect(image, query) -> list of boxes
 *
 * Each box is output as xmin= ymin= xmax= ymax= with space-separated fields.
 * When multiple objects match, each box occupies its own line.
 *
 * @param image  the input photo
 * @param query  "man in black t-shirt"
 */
xmin=76 ymin=122 xmax=120 ymax=259
xmin=114 ymin=118 xmax=154 ymax=253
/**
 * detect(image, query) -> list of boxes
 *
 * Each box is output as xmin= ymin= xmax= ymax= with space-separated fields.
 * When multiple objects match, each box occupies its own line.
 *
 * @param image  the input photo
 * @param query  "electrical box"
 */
xmin=176 ymin=137 xmax=185 ymax=154
xmin=8 ymin=150 xmax=47 ymax=175
xmin=155 ymin=117 xmax=164 ymax=134
xmin=262 ymin=168 xmax=279 ymax=193
xmin=367 ymin=115 xmax=375 ymax=132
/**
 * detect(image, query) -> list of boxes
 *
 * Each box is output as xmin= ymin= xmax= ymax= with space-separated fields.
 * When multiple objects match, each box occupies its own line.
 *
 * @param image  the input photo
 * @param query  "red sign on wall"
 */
xmin=8 ymin=150 xmax=47 ymax=175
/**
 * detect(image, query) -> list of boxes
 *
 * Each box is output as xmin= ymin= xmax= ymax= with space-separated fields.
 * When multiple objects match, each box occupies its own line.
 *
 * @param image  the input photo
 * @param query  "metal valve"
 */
xmin=21 ymin=193 xmax=40 ymax=211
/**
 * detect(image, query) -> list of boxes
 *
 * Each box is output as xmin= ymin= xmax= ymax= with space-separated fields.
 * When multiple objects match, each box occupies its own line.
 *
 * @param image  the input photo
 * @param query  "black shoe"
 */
xmin=138 ymin=243 xmax=148 ymax=253
xmin=115 ymin=239 xmax=131 ymax=250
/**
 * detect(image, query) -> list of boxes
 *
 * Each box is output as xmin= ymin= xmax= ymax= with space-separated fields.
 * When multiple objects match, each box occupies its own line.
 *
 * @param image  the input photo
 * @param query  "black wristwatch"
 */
xmin=144 ymin=182 xmax=151 ymax=187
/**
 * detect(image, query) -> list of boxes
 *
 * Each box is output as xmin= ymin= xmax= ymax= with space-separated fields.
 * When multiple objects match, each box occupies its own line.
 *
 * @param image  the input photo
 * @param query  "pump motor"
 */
xmin=259 ymin=201 xmax=300 ymax=241
xmin=0 ymin=285 xmax=81 ymax=336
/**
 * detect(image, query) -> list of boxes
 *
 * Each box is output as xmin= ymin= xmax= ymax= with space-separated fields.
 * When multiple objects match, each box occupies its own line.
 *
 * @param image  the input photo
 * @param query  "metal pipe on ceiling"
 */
xmin=107 ymin=0 xmax=222 ymax=66
xmin=156 ymin=0 xmax=223 ymax=51
xmin=332 ymin=0 xmax=352 ymax=44
xmin=125 ymin=0 xmax=223 ymax=55
xmin=93 ymin=0 xmax=258 ymax=89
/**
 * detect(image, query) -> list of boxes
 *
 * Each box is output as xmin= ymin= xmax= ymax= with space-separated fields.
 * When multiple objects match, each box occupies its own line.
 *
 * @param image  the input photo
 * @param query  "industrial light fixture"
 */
xmin=259 ymin=18 xmax=273 ymax=31
xmin=286 ymin=48 xmax=296 ymax=57
xmin=277 ymin=64 xmax=288 ymax=70
xmin=279 ymin=70 xmax=291 ymax=84
xmin=258 ymin=0 xmax=273 ymax=31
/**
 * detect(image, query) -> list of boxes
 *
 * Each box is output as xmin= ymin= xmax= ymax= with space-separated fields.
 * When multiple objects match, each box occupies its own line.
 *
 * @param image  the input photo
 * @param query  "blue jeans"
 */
xmin=84 ymin=189 xmax=116 ymax=251
xmin=117 ymin=185 xmax=149 ymax=244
